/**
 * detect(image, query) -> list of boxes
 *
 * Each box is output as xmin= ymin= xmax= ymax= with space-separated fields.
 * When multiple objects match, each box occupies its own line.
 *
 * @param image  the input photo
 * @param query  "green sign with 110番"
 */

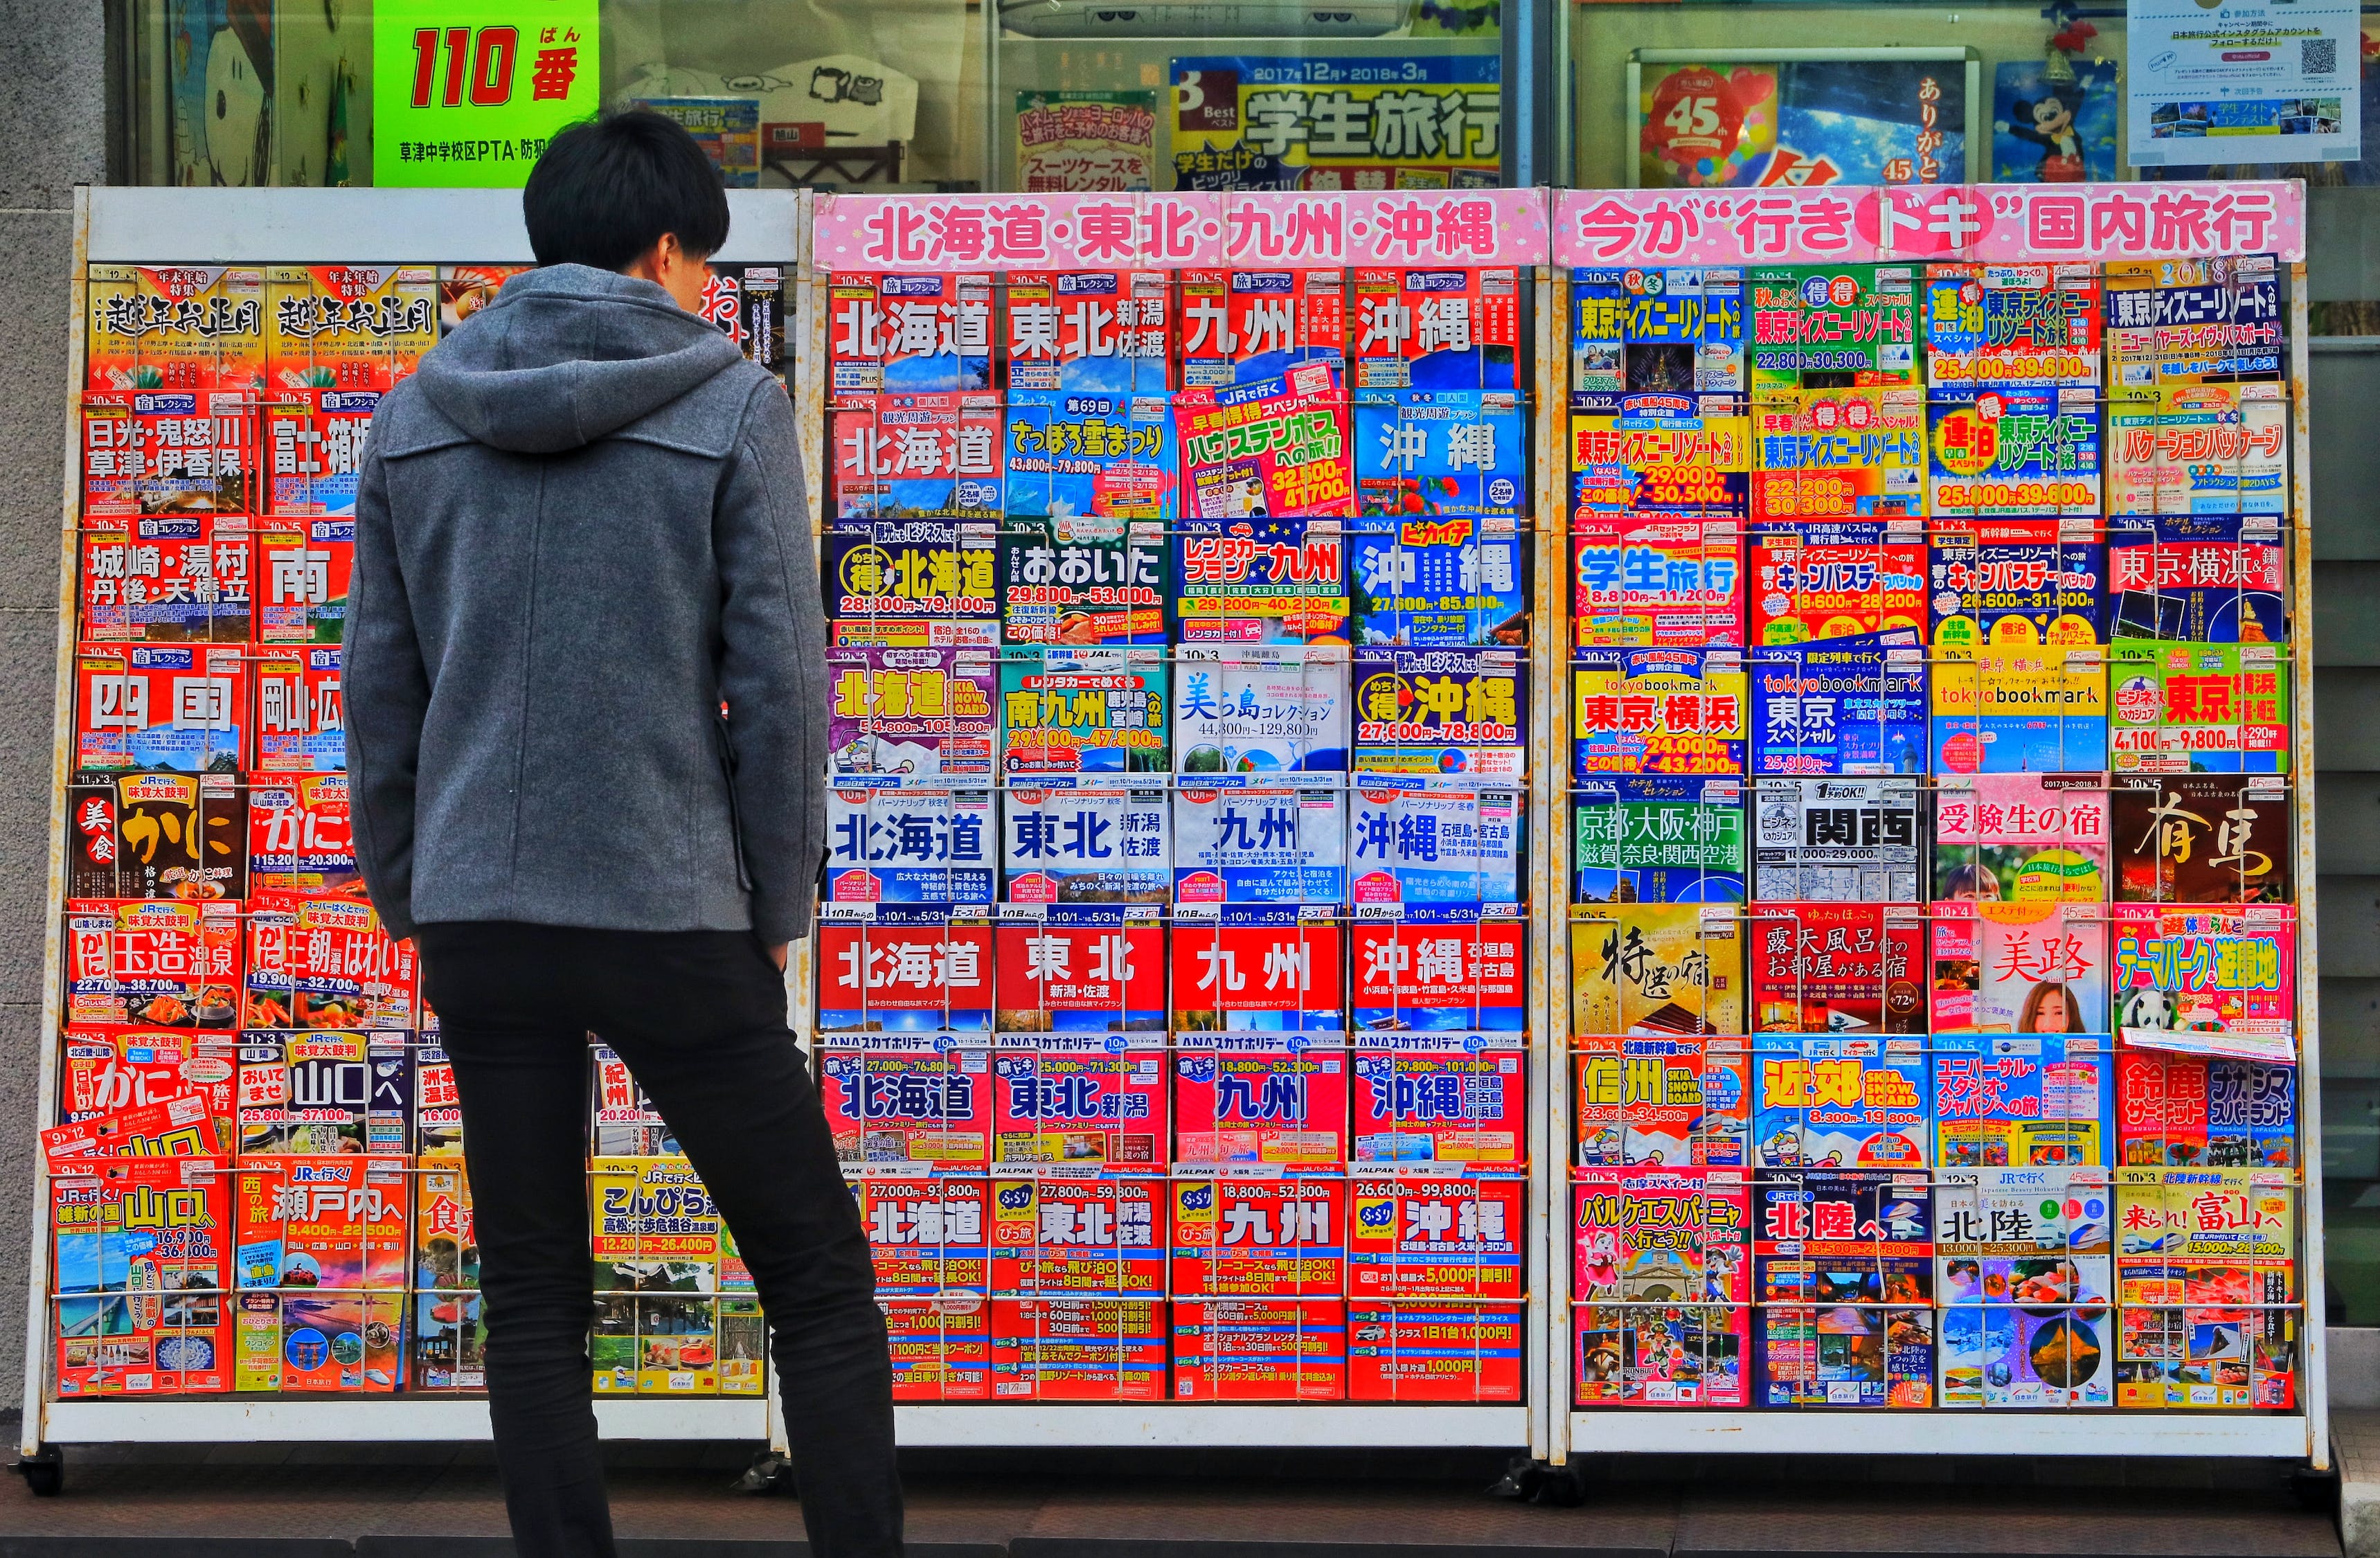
xmin=373 ymin=1 xmax=601 ymax=188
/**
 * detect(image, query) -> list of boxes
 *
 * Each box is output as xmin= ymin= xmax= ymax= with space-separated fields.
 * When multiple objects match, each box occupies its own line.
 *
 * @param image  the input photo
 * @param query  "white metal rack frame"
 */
xmin=23 ymin=186 xmax=1557 ymax=1460
xmin=1532 ymin=247 xmax=2329 ymax=1471
xmin=21 ymin=183 xmax=2328 ymax=1471
xmin=781 ymin=212 xmax=1569 ymax=1456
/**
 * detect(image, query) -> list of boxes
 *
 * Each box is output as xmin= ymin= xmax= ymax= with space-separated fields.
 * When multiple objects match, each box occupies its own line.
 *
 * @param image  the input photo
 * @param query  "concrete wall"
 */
xmin=0 ymin=1 xmax=104 ymax=1411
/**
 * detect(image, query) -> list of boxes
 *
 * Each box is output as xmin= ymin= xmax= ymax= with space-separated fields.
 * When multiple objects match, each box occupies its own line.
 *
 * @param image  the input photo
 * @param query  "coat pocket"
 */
xmin=713 ymin=715 xmax=755 ymax=892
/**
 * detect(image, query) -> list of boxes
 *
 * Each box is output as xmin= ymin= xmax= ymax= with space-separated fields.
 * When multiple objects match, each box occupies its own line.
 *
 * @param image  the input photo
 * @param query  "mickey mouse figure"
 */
xmin=2004 ymin=80 xmax=2088 ymax=182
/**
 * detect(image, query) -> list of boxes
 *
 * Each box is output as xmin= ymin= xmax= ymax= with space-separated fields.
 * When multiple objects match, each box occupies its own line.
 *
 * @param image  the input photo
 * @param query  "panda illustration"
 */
xmin=2120 ymin=987 xmax=2181 ymax=1032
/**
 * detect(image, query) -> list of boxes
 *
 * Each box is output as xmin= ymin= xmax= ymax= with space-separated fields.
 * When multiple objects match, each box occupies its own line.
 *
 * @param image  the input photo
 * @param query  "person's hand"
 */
xmin=769 ymin=942 xmax=789 ymax=972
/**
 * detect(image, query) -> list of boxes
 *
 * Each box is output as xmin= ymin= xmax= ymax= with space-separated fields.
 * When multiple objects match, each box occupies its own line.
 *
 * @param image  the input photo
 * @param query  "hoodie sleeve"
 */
xmin=342 ymin=434 xmax=430 ymax=940
xmin=715 ymin=380 xmax=827 ymax=947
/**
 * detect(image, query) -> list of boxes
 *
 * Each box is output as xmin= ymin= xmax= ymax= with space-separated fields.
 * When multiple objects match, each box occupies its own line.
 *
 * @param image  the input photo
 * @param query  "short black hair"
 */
xmin=523 ymin=109 xmax=731 ymax=270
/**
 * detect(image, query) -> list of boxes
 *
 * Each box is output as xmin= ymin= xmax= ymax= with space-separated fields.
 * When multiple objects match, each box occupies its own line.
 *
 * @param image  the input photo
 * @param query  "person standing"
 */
xmin=343 ymin=110 xmax=902 ymax=1558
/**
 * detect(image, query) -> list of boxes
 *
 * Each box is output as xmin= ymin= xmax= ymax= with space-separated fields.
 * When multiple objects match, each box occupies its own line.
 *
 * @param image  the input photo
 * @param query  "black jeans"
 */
xmin=418 ymin=922 xmax=902 ymax=1558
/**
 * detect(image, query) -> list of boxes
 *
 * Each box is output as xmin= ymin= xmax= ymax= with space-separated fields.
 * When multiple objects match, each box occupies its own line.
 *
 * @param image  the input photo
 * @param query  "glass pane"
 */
xmin=994 ymin=0 xmax=1509 ymax=191
xmin=114 ymin=1 xmax=991 ymax=190
xmin=1566 ymin=3 xmax=2129 ymax=188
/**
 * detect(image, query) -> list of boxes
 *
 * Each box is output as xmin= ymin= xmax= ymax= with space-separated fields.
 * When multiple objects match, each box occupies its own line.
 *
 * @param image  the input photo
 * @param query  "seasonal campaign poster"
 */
xmin=1636 ymin=58 xmax=1969 ymax=188
xmin=1170 ymin=55 xmax=1503 ymax=191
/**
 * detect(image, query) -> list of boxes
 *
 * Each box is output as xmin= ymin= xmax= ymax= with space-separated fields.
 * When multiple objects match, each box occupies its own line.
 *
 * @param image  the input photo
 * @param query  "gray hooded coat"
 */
xmin=343 ymin=265 xmax=825 ymax=946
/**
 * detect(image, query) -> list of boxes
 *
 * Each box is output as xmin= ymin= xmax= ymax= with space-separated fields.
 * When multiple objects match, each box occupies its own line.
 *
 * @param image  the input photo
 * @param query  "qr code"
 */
xmin=2304 ymin=36 xmax=2338 ymax=75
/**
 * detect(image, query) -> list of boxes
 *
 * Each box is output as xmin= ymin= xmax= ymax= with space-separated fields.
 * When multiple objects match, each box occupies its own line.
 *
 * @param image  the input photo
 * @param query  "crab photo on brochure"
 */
xmin=11 ymin=0 xmax=2347 ymax=1546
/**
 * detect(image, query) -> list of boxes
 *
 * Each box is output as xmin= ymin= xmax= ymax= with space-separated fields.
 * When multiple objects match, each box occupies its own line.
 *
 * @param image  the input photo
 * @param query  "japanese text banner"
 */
xmin=813 ymin=190 xmax=1553 ymax=271
xmin=1218 ymin=190 xmax=1549 ymax=267
xmin=1552 ymin=181 xmax=2305 ymax=267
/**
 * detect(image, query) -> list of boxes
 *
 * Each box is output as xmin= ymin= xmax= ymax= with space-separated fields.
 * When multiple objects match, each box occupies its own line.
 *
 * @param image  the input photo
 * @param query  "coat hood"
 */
xmin=410 ymin=264 xmax=745 ymax=454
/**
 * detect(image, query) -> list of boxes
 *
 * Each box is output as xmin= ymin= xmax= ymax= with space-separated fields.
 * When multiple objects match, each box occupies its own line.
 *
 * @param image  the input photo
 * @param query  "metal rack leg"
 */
xmin=15 ymin=1444 xmax=62 ymax=1498
xmin=1487 ymin=1451 xmax=1584 ymax=1506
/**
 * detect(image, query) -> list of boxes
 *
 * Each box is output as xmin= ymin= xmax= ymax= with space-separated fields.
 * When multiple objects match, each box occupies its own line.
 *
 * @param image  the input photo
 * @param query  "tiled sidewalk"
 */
xmin=0 ymin=1440 xmax=2341 ymax=1557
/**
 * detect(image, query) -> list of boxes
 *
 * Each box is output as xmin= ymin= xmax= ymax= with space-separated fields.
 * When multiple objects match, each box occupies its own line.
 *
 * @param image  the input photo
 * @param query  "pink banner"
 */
xmin=1551 ymin=181 xmax=2305 ymax=267
xmin=813 ymin=189 xmax=1551 ymax=271
xmin=1218 ymin=189 xmax=1549 ymax=267
xmin=816 ymin=182 xmax=2300 ymax=271
xmin=812 ymin=193 xmax=1226 ymax=271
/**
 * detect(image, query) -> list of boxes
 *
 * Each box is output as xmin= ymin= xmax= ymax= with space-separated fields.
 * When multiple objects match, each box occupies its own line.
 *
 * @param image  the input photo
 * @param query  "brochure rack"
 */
xmin=19 ymin=182 xmax=2326 ymax=1480
xmin=1532 ymin=184 xmax=2327 ymax=1471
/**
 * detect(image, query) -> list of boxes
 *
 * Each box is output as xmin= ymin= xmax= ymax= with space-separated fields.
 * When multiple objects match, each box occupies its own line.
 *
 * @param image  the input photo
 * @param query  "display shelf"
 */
xmin=42 ymin=1397 xmax=767 ymax=1444
xmin=1567 ymin=1411 xmax=2313 ymax=1459
xmin=900 ymin=1404 xmax=1529 ymax=1447
xmin=24 ymin=180 xmax=2336 ymax=1475
xmin=41 ymin=1399 xmax=1524 ymax=1449
xmin=1528 ymin=186 xmax=2329 ymax=1471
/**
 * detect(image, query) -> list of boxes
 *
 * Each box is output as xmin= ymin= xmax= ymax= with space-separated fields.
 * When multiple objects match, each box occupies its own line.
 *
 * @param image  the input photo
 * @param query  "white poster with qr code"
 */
xmin=2127 ymin=0 xmax=2361 ymax=167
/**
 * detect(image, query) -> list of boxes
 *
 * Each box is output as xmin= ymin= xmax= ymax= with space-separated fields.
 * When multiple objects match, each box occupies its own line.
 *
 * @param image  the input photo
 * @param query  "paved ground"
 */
xmin=0 ymin=1440 xmax=2340 ymax=1557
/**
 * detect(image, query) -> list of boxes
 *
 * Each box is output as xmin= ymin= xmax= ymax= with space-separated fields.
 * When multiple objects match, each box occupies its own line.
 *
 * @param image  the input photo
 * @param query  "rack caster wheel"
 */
xmin=2291 ymin=1465 xmax=2338 ymax=1513
xmin=16 ymin=1446 xmax=62 ymax=1498
xmin=731 ymin=1449 xmax=794 ymax=1496
xmin=1487 ymin=1453 xmax=1585 ymax=1507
